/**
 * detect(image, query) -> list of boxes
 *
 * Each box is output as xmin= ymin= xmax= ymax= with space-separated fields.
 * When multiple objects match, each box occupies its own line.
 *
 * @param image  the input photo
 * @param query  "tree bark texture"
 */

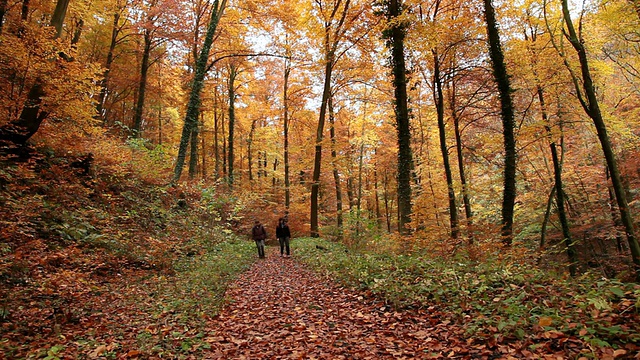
xmin=483 ymin=0 xmax=517 ymax=244
xmin=385 ymin=0 xmax=414 ymax=235
xmin=310 ymin=0 xmax=350 ymax=237
xmin=329 ymin=95 xmax=344 ymax=233
xmin=283 ymin=55 xmax=291 ymax=210
xmin=133 ymin=30 xmax=152 ymax=137
xmin=227 ymin=63 xmax=237 ymax=185
xmin=173 ymin=0 xmax=227 ymax=182
xmin=433 ymin=50 xmax=459 ymax=239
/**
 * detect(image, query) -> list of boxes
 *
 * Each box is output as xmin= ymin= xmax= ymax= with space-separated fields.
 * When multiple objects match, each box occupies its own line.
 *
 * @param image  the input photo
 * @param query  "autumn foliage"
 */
xmin=1 ymin=0 xmax=640 ymax=357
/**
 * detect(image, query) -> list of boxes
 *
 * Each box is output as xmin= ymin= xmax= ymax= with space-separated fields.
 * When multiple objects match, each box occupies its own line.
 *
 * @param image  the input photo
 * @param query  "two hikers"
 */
xmin=251 ymin=218 xmax=292 ymax=258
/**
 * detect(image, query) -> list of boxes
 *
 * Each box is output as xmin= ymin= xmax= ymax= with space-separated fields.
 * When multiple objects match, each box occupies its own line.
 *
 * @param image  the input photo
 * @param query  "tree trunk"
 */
xmin=329 ymin=95 xmax=344 ymax=234
xmin=483 ymin=0 xmax=517 ymax=244
xmin=248 ymin=119 xmax=257 ymax=181
xmin=562 ymin=0 xmax=640 ymax=279
xmin=227 ymin=63 xmax=237 ymax=185
xmin=537 ymin=84 xmax=576 ymax=275
xmin=50 ymin=0 xmax=70 ymax=38
xmin=540 ymin=186 xmax=556 ymax=249
xmin=133 ymin=29 xmax=152 ymax=137
xmin=20 ymin=0 xmax=29 ymax=22
xmin=373 ymin=155 xmax=382 ymax=229
xmin=310 ymin=53 xmax=332 ymax=237
xmin=201 ymin=127 xmax=206 ymax=178
xmin=173 ymin=0 xmax=227 ymax=182
xmin=283 ymin=56 xmax=291 ymax=210
xmin=214 ymin=79 xmax=220 ymax=179
xmin=97 ymin=11 xmax=121 ymax=124
xmin=383 ymin=170 xmax=392 ymax=232
xmin=433 ymin=50 xmax=459 ymax=239
xmin=272 ymin=158 xmax=278 ymax=187
xmin=449 ymin=80 xmax=473 ymax=242
xmin=385 ymin=0 xmax=413 ymax=234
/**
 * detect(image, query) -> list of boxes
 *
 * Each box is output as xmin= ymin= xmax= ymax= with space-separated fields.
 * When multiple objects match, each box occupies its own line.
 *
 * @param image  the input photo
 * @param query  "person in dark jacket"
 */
xmin=251 ymin=220 xmax=267 ymax=258
xmin=275 ymin=217 xmax=291 ymax=257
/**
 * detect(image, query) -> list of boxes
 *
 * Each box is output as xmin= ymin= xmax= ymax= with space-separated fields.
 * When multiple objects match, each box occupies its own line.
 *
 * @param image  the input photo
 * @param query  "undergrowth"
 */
xmin=119 ymin=237 xmax=255 ymax=358
xmin=295 ymin=237 xmax=640 ymax=353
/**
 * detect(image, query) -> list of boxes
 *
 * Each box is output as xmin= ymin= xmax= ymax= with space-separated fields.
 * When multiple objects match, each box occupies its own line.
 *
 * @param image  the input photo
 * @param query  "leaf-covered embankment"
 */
xmin=0 ymin=144 xmax=255 ymax=358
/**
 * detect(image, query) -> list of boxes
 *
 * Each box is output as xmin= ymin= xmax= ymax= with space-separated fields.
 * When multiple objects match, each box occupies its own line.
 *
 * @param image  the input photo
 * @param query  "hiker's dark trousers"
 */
xmin=278 ymin=237 xmax=290 ymax=256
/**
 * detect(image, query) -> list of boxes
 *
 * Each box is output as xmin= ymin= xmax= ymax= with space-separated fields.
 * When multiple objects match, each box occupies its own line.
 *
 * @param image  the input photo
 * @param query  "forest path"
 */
xmin=203 ymin=247 xmax=465 ymax=359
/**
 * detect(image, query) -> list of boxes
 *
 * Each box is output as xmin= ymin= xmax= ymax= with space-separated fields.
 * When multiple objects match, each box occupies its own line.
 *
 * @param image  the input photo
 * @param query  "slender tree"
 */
xmin=329 ymin=94 xmax=344 ymax=234
xmin=482 ymin=0 xmax=517 ymax=244
xmin=310 ymin=0 xmax=352 ymax=237
xmin=433 ymin=49 xmax=459 ymax=239
xmin=559 ymin=0 xmax=640 ymax=278
xmin=283 ymin=54 xmax=291 ymax=210
xmin=382 ymin=0 xmax=413 ymax=234
xmin=173 ymin=0 xmax=227 ymax=182
xmin=226 ymin=62 xmax=238 ymax=185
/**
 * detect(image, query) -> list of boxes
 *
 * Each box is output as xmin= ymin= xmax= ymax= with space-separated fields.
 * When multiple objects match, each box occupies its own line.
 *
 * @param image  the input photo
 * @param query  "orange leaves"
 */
xmin=538 ymin=316 xmax=553 ymax=327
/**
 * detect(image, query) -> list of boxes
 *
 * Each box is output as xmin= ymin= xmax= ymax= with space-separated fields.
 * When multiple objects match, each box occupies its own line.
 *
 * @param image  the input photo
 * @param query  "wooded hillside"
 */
xmin=1 ymin=0 xmax=640 ymax=357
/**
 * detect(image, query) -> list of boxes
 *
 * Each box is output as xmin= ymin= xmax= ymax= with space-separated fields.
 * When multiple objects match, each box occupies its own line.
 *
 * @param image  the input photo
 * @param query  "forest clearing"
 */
xmin=2 ymin=0 xmax=640 ymax=358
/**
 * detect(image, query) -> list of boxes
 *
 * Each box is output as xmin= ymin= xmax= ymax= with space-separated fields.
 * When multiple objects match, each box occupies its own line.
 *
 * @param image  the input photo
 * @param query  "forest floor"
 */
xmin=204 ymin=247 xmax=468 ymax=359
xmin=2 ymin=144 xmax=639 ymax=359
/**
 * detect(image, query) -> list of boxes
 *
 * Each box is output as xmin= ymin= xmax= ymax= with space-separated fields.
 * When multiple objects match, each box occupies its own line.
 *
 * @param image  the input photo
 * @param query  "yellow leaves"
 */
xmin=538 ymin=316 xmax=553 ymax=327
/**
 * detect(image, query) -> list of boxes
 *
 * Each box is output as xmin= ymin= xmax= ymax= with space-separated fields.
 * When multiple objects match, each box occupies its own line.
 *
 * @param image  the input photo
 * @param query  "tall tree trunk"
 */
xmin=373 ymin=156 xmax=382 ymax=229
xmin=222 ymin=107 xmax=227 ymax=177
xmin=97 ymin=11 xmax=122 ymax=124
xmin=283 ymin=56 xmax=291 ymax=210
xmin=385 ymin=0 xmax=414 ymax=234
xmin=329 ymin=95 xmax=344 ymax=235
xmin=383 ymin=170 xmax=392 ymax=232
xmin=311 ymin=0 xmax=351 ymax=237
xmin=272 ymin=158 xmax=278 ymax=187
xmin=433 ymin=50 xmax=459 ymax=239
xmin=133 ymin=29 xmax=152 ymax=137
xmin=607 ymin=168 xmax=626 ymax=253
xmin=561 ymin=0 xmax=640 ymax=279
xmin=227 ymin=63 xmax=237 ymax=185
xmin=483 ymin=0 xmax=517 ymax=244
xmin=449 ymin=79 xmax=473 ymax=242
xmin=356 ymin=95 xmax=370 ymax=235
xmin=537 ymin=84 xmax=576 ymax=275
xmin=310 ymin=52 xmax=333 ymax=237
xmin=214 ymin=79 xmax=220 ymax=179
xmin=71 ymin=18 xmax=83 ymax=46
xmin=50 ymin=0 xmax=70 ymax=38
xmin=173 ymin=0 xmax=227 ymax=182
xmin=202 ymin=127 xmax=206 ymax=178
xmin=248 ymin=119 xmax=257 ymax=181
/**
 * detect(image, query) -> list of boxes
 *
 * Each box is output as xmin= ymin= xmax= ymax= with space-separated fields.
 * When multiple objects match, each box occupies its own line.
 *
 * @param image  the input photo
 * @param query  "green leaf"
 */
xmin=610 ymin=287 xmax=625 ymax=298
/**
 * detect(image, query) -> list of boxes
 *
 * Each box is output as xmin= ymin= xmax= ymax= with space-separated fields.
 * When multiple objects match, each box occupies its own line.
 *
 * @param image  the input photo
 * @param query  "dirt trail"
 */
xmin=203 ymin=248 xmax=459 ymax=359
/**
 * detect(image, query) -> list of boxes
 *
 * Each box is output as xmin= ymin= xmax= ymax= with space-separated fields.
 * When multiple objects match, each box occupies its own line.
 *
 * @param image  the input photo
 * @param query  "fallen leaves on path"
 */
xmin=205 ymin=249 xmax=475 ymax=359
